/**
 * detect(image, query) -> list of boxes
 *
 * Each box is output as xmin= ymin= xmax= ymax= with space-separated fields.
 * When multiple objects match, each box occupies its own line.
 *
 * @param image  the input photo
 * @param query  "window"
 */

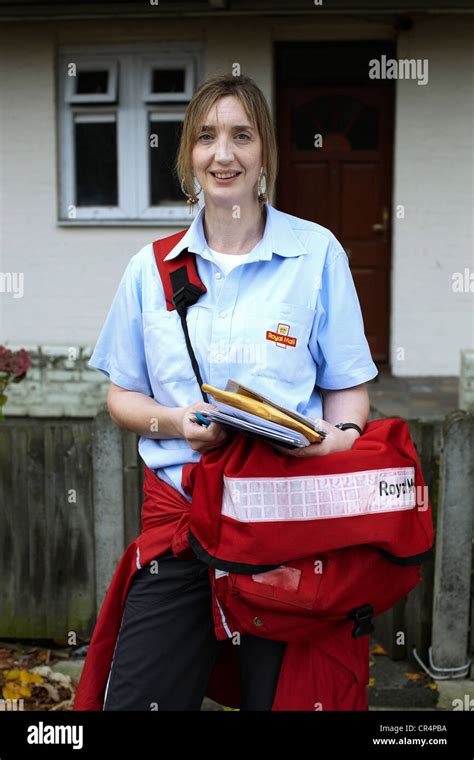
xmin=291 ymin=94 xmax=379 ymax=152
xmin=58 ymin=44 xmax=203 ymax=223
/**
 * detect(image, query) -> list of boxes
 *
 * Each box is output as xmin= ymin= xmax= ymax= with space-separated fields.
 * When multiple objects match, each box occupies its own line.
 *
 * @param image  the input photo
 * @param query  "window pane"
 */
xmin=76 ymin=70 xmax=109 ymax=94
xmin=149 ymin=119 xmax=183 ymax=205
xmin=346 ymin=106 xmax=379 ymax=150
xmin=75 ymin=119 xmax=118 ymax=206
xmin=151 ymin=69 xmax=185 ymax=94
xmin=291 ymin=95 xmax=379 ymax=151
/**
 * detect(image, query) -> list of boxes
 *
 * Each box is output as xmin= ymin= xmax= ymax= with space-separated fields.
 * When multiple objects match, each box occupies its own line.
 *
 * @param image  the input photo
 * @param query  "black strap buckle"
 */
xmin=348 ymin=604 xmax=375 ymax=638
xmin=171 ymin=282 xmax=203 ymax=314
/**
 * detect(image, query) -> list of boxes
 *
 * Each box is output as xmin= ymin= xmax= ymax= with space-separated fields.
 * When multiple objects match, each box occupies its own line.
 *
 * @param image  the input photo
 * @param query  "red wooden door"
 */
xmin=276 ymin=86 xmax=394 ymax=364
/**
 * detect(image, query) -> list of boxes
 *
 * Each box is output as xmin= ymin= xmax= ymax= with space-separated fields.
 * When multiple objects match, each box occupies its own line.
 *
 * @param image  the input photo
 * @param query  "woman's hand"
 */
xmin=271 ymin=419 xmax=360 ymax=458
xmin=180 ymin=401 xmax=230 ymax=454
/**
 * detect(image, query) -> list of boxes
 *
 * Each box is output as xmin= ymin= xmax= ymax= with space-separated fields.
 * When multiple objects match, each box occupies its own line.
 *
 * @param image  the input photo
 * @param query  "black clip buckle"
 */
xmin=171 ymin=283 xmax=203 ymax=314
xmin=348 ymin=604 xmax=375 ymax=638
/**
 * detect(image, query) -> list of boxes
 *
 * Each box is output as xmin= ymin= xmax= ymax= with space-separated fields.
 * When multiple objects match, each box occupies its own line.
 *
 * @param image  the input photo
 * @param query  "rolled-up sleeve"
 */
xmin=88 ymin=252 xmax=153 ymax=396
xmin=309 ymin=240 xmax=378 ymax=390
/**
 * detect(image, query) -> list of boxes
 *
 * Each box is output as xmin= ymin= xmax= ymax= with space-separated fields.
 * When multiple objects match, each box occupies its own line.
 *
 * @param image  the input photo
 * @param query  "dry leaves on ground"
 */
xmin=0 ymin=642 xmax=78 ymax=711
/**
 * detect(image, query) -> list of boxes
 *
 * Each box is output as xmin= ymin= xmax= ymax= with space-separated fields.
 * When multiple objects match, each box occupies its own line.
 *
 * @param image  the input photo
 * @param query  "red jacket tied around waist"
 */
xmin=73 ymin=417 xmax=433 ymax=711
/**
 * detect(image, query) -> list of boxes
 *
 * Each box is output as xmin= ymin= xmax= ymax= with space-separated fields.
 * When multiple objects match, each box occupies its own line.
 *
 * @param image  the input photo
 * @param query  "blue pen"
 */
xmin=194 ymin=411 xmax=211 ymax=427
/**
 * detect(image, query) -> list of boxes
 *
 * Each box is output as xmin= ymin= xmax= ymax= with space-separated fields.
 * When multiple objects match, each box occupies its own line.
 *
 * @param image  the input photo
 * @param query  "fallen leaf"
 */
xmin=371 ymin=643 xmax=388 ymax=656
xmin=4 ymin=669 xmax=21 ymax=681
xmin=404 ymin=672 xmax=427 ymax=681
xmin=18 ymin=670 xmax=43 ymax=685
xmin=2 ymin=681 xmax=31 ymax=700
xmin=49 ymin=672 xmax=72 ymax=686
xmin=37 ymin=682 xmax=60 ymax=703
xmin=0 ymin=651 xmax=15 ymax=669
xmin=30 ymin=666 xmax=53 ymax=678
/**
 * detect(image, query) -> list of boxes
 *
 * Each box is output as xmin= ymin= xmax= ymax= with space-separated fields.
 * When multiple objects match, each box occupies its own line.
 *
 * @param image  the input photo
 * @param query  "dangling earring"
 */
xmin=257 ymin=167 xmax=267 ymax=203
xmin=180 ymin=175 xmax=202 ymax=205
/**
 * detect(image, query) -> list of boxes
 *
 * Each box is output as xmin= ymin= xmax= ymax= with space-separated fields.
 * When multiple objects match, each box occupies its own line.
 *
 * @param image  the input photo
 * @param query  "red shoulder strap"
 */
xmin=152 ymin=230 xmax=207 ymax=311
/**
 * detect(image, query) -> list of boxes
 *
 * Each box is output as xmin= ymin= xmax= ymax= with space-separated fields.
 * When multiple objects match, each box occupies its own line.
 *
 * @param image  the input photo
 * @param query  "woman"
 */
xmin=78 ymin=73 xmax=378 ymax=711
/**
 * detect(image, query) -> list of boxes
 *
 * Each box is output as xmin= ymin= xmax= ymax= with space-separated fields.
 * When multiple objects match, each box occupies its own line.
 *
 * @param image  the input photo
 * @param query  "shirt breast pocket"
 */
xmin=238 ymin=301 xmax=314 ymax=386
xmin=143 ymin=307 xmax=199 ymax=385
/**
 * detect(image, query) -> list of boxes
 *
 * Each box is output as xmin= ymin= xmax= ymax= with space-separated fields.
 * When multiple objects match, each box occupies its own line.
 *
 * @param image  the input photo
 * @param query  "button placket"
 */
xmin=209 ymin=269 xmax=242 ymax=387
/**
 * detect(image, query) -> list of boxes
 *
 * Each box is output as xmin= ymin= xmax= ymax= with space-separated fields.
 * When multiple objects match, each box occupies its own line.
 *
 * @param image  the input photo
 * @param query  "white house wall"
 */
xmin=391 ymin=16 xmax=474 ymax=376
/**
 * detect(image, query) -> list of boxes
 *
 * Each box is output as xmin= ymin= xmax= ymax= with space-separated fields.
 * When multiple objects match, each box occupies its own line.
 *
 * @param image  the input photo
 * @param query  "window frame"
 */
xmin=57 ymin=43 xmax=203 ymax=224
xmin=138 ymin=108 xmax=187 ymax=220
xmin=64 ymin=58 xmax=118 ymax=104
xmin=141 ymin=56 xmax=195 ymax=102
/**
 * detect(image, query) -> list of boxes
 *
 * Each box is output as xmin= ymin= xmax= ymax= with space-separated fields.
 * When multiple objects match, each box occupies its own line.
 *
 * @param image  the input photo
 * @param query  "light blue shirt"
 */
xmin=88 ymin=201 xmax=378 ymax=499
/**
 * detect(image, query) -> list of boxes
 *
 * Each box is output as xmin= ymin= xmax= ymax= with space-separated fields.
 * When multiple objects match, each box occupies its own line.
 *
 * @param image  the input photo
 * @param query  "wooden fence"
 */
xmin=0 ymin=407 xmax=472 ymax=678
xmin=0 ymin=410 xmax=142 ymax=642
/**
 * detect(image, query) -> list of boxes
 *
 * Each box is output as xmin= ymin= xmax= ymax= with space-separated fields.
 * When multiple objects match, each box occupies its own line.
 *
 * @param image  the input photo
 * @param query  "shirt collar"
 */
xmin=163 ymin=201 xmax=309 ymax=263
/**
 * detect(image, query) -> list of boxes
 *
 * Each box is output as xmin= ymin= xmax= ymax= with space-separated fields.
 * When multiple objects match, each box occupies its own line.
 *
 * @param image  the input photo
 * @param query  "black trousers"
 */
xmin=103 ymin=547 xmax=286 ymax=711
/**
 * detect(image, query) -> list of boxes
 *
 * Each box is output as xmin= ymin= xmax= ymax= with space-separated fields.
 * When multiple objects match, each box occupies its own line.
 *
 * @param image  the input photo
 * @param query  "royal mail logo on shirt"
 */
xmin=265 ymin=322 xmax=297 ymax=348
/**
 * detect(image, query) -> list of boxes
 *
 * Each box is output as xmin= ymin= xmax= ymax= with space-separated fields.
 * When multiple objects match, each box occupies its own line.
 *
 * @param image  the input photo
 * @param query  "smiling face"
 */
xmin=191 ymin=95 xmax=263 ymax=209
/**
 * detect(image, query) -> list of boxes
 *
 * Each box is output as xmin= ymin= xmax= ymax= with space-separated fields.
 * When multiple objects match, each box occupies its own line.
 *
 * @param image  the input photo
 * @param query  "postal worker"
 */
xmin=80 ymin=73 xmax=378 ymax=712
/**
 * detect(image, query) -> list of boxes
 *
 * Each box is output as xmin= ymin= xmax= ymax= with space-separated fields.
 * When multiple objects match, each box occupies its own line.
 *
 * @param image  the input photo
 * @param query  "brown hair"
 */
xmin=175 ymin=74 xmax=278 ymax=204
